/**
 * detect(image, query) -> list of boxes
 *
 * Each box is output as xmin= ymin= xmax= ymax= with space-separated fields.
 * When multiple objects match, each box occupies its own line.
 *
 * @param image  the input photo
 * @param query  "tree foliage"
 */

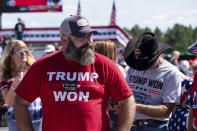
xmin=123 ymin=24 xmax=197 ymax=53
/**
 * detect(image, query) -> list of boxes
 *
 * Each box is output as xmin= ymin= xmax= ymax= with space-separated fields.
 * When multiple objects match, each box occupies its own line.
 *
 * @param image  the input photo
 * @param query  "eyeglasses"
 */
xmin=15 ymin=49 xmax=28 ymax=56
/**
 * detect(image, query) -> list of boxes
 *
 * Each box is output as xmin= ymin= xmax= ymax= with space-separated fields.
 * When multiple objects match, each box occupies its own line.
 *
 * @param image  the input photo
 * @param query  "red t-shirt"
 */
xmin=15 ymin=51 xmax=133 ymax=131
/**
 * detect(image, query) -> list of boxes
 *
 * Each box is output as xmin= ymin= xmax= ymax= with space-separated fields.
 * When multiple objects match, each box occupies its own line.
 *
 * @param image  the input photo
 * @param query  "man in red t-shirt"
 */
xmin=13 ymin=15 xmax=136 ymax=131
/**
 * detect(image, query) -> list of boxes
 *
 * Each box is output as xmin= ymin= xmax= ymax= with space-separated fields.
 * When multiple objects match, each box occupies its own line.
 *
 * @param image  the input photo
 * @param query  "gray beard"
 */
xmin=64 ymin=38 xmax=95 ymax=65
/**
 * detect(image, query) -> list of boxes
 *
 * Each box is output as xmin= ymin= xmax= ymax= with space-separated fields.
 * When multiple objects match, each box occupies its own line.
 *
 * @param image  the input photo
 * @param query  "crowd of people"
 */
xmin=0 ymin=15 xmax=197 ymax=131
xmin=170 ymin=50 xmax=197 ymax=79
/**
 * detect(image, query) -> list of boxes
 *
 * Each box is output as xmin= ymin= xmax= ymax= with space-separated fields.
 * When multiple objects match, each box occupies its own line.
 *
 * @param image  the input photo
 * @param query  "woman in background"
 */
xmin=170 ymin=50 xmax=180 ymax=67
xmin=94 ymin=40 xmax=126 ymax=78
xmin=0 ymin=40 xmax=42 ymax=131
xmin=94 ymin=40 xmax=126 ymax=131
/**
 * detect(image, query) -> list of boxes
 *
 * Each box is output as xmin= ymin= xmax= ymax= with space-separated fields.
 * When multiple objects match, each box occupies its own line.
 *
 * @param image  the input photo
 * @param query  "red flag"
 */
xmin=14 ymin=0 xmax=47 ymax=6
xmin=77 ymin=0 xmax=81 ymax=16
xmin=110 ymin=0 xmax=116 ymax=25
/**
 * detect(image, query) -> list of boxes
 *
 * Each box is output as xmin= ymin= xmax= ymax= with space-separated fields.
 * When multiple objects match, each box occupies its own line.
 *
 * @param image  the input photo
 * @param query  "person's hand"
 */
xmin=12 ymin=64 xmax=28 ymax=90
xmin=20 ymin=64 xmax=28 ymax=74
xmin=113 ymin=103 xmax=120 ymax=112
xmin=12 ymin=72 xmax=24 ymax=90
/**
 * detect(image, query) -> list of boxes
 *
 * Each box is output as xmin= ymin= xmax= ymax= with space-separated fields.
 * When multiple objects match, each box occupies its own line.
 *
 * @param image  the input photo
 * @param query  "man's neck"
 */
xmin=145 ymin=57 xmax=164 ymax=72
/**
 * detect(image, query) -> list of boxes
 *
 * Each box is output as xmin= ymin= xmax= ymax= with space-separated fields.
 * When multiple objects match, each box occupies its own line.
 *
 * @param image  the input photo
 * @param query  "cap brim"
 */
xmin=124 ymin=38 xmax=171 ymax=71
xmin=158 ymin=42 xmax=171 ymax=53
xmin=44 ymin=49 xmax=53 ymax=52
xmin=72 ymin=26 xmax=98 ymax=38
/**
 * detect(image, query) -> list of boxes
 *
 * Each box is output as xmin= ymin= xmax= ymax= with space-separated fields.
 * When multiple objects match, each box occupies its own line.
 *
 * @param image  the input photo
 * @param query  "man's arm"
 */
xmin=13 ymin=95 xmax=34 ymax=131
xmin=188 ymin=109 xmax=195 ymax=131
xmin=136 ymin=103 xmax=175 ymax=118
xmin=116 ymin=95 xmax=136 ymax=131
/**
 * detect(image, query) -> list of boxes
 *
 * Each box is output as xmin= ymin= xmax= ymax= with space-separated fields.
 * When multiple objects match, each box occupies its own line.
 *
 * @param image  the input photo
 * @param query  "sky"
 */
xmin=1 ymin=0 xmax=197 ymax=32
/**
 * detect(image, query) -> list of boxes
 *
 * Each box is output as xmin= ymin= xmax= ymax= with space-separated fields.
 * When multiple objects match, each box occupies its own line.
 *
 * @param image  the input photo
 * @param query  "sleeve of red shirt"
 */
xmin=105 ymin=61 xmax=133 ymax=102
xmin=192 ymin=73 xmax=197 ymax=129
xmin=15 ymin=63 xmax=41 ymax=103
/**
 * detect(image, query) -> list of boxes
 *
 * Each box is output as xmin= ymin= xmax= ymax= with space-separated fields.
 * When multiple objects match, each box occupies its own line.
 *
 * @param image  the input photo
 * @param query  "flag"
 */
xmin=188 ymin=40 xmax=197 ymax=55
xmin=77 ymin=0 xmax=81 ymax=16
xmin=14 ymin=0 xmax=47 ymax=6
xmin=110 ymin=0 xmax=116 ymax=25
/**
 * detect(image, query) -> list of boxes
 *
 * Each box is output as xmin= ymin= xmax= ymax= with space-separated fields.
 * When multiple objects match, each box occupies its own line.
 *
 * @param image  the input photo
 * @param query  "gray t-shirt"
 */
xmin=126 ymin=60 xmax=182 ymax=121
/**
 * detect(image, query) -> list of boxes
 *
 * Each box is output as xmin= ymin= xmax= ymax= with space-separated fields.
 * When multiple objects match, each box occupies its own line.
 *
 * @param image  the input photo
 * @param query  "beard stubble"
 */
xmin=64 ymin=37 xmax=95 ymax=65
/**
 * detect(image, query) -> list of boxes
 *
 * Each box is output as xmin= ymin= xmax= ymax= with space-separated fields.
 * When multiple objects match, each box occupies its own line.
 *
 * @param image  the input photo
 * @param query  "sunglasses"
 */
xmin=15 ymin=49 xmax=28 ymax=56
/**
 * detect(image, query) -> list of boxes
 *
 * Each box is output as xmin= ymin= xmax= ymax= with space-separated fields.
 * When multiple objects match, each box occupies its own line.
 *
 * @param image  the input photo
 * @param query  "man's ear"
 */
xmin=160 ymin=54 xmax=164 ymax=58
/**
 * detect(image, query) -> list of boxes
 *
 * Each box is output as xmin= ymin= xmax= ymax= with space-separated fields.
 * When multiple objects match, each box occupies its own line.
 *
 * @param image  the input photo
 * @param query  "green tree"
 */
xmin=123 ymin=24 xmax=197 ymax=53
xmin=164 ymin=24 xmax=193 ymax=52
xmin=144 ymin=27 xmax=152 ymax=32
xmin=123 ymin=24 xmax=144 ymax=38
xmin=154 ymin=27 xmax=164 ymax=42
xmin=192 ymin=27 xmax=197 ymax=42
